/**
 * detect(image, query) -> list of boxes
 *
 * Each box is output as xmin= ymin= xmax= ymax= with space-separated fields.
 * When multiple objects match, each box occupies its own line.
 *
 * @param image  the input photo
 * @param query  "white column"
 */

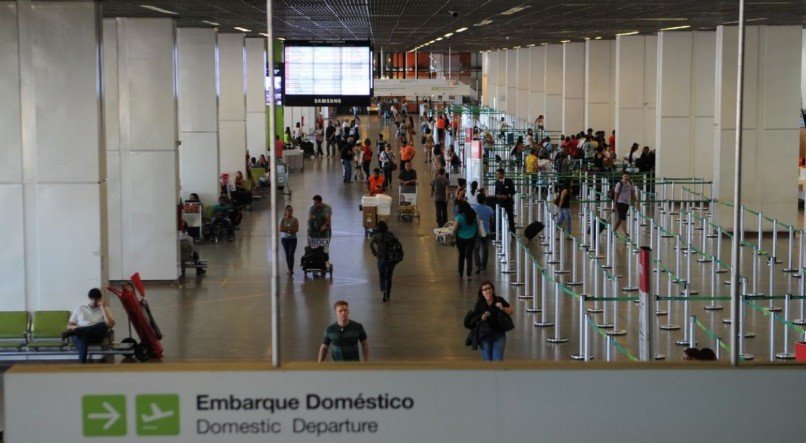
xmin=506 ymin=50 xmax=517 ymax=116
xmin=0 ymin=2 xmax=104 ymax=310
xmin=107 ymin=18 xmax=179 ymax=280
xmin=615 ymin=35 xmax=658 ymax=156
xmin=562 ymin=42 xmax=585 ymax=135
xmin=218 ymin=34 xmax=246 ymax=176
xmin=497 ymin=50 xmax=508 ymax=112
xmin=656 ymin=31 xmax=715 ymax=179
xmin=545 ymin=44 xmax=563 ymax=131
xmin=177 ymin=28 xmax=220 ymax=204
xmin=528 ymin=45 xmax=546 ymax=124
xmin=481 ymin=52 xmax=489 ymax=106
xmin=801 ymin=30 xmax=806 ymax=110
xmin=585 ymin=40 xmax=615 ymax=135
xmin=515 ymin=48 xmax=529 ymax=122
xmin=487 ymin=51 xmax=498 ymax=109
xmin=713 ymin=26 xmax=802 ymax=227
xmin=245 ymin=37 xmax=267 ymax=156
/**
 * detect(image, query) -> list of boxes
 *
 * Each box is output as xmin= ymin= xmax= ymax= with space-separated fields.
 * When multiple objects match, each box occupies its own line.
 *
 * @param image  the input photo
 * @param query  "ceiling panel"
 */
xmin=90 ymin=0 xmax=805 ymax=52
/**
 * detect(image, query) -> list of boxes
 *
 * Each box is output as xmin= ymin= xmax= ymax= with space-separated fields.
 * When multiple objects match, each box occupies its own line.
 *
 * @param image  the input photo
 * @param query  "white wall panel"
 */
xmin=585 ymin=40 xmax=614 ymax=133
xmin=103 ymin=18 xmax=122 ymax=280
xmin=36 ymin=184 xmax=102 ymax=309
xmin=515 ymin=48 xmax=529 ymax=121
xmin=528 ymin=46 xmax=546 ymax=122
xmin=245 ymin=38 xmax=267 ymax=153
xmin=497 ymin=50 xmax=507 ymax=111
xmin=0 ymin=185 xmax=25 ymax=310
xmin=0 ymin=4 xmax=22 ymax=182
xmin=644 ymin=35 xmax=658 ymax=147
xmin=220 ymin=121 xmax=247 ymax=175
xmin=545 ymin=45 xmax=563 ymax=131
xmin=32 ymin=3 xmax=99 ymax=182
xmin=562 ymin=42 xmax=585 ymax=134
xmin=106 ymin=150 xmax=123 ymax=280
xmin=123 ymin=151 xmax=178 ymax=279
xmin=656 ymin=31 xmax=693 ymax=178
xmin=177 ymin=28 xmax=219 ymax=203
xmin=218 ymin=34 xmax=246 ymax=120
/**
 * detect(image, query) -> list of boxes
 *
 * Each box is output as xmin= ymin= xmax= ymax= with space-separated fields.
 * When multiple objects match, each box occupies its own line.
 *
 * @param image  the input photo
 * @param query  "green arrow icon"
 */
xmin=83 ymin=395 xmax=126 ymax=436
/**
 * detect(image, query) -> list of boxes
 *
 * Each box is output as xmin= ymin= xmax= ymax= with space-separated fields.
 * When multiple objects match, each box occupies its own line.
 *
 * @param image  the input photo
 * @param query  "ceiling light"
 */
xmin=615 ymin=31 xmax=639 ymax=36
xmin=139 ymin=5 xmax=178 ymax=15
xmin=594 ymin=36 xmax=602 ymax=40
xmin=444 ymin=32 xmax=454 ymax=37
xmin=259 ymin=33 xmax=269 ymax=37
xmin=527 ymin=43 xmax=536 ymax=47
xmin=500 ymin=5 xmax=531 ymax=15
xmin=660 ymin=25 xmax=691 ymax=31
xmin=722 ymin=17 xmax=768 ymax=24
xmin=560 ymin=40 xmax=571 ymax=43
xmin=201 ymin=20 xmax=220 ymax=26
xmin=513 ymin=46 xmax=521 ymax=49
xmin=278 ymin=37 xmax=285 ymax=41
xmin=584 ymin=37 xmax=590 ymax=40
xmin=436 ymin=37 xmax=443 ymax=41
xmin=234 ymin=27 xmax=252 ymax=33
xmin=474 ymin=19 xmax=493 ymax=26
xmin=456 ymin=27 xmax=468 ymax=33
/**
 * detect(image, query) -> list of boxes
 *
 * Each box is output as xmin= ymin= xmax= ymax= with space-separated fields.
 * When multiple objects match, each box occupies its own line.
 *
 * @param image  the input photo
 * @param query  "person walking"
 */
xmin=453 ymin=200 xmax=478 ymax=280
xmin=369 ymin=221 xmax=401 ymax=302
xmin=279 ymin=205 xmax=299 ymax=275
xmin=463 ymin=281 xmax=514 ymax=361
xmin=612 ymin=172 xmax=635 ymax=236
xmin=339 ymin=136 xmax=354 ymax=183
xmin=555 ymin=181 xmax=573 ymax=235
xmin=379 ymin=143 xmax=395 ymax=188
xmin=317 ymin=300 xmax=369 ymax=362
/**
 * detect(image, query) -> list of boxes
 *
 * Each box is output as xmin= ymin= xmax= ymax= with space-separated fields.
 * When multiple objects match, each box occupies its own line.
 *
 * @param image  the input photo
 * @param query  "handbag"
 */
xmin=390 ymin=161 xmax=398 ymax=171
xmin=476 ymin=218 xmax=487 ymax=239
xmin=495 ymin=310 xmax=515 ymax=332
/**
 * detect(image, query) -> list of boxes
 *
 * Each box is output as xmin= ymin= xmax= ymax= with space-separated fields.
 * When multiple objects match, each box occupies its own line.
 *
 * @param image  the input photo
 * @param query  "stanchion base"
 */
xmin=566 ymin=281 xmax=583 ymax=286
xmin=595 ymin=255 xmax=605 ymax=260
xmin=765 ymin=306 xmax=782 ymax=312
xmin=596 ymin=323 xmax=614 ymax=329
xmin=554 ymin=270 xmax=570 ymax=275
xmin=602 ymin=265 xmax=613 ymax=269
xmin=534 ymin=321 xmax=554 ymax=327
xmin=524 ymin=308 xmax=542 ymax=313
xmin=744 ymin=331 xmax=756 ymax=338
xmin=654 ymin=354 xmax=666 ymax=360
xmin=547 ymin=337 xmax=569 ymax=343
xmin=703 ymin=305 xmax=724 ymax=311
xmin=680 ymin=290 xmax=700 ymax=295
xmin=510 ymin=282 xmax=525 ymax=287
xmin=662 ymin=234 xmax=674 ymax=238
xmin=697 ymin=258 xmax=712 ymax=263
xmin=656 ymin=311 xmax=668 ymax=316
xmin=782 ymin=268 xmax=798 ymax=273
xmin=586 ymin=308 xmax=603 ymax=314
xmin=501 ymin=270 xmax=515 ymax=274
xmin=622 ymin=286 xmax=639 ymax=292
xmin=775 ymin=352 xmax=796 ymax=360
xmin=546 ymin=260 xmax=559 ymax=264
xmin=675 ymin=339 xmax=694 ymax=346
xmin=722 ymin=319 xmax=731 ymax=324
xmin=706 ymin=234 xmax=718 ymax=238
xmin=570 ymin=354 xmax=593 ymax=360
xmin=740 ymin=353 xmax=754 ymax=361
xmin=792 ymin=319 xmax=806 ymax=325
xmin=606 ymin=329 xmax=627 ymax=336
xmin=518 ymin=294 xmax=532 ymax=299
xmin=659 ymin=324 xmax=681 ymax=330
xmin=715 ymin=269 xmax=727 ymax=274
xmin=794 ymin=274 xmax=802 ymax=279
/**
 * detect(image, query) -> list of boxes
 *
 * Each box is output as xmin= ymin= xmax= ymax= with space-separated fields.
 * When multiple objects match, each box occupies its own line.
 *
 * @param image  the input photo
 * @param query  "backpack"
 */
xmin=384 ymin=233 xmax=404 ymax=264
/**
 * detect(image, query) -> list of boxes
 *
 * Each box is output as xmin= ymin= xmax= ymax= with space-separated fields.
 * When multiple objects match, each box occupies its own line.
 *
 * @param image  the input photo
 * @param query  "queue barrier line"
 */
xmin=657 ymin=296 xmax=732 ymax=301
xmin=745 ymin=301 xmax=806 ymax=335
xmin=586 ymin=315 xmax=639 ymax=362
xmin=693 ymin=317 xmax=733 ymax=354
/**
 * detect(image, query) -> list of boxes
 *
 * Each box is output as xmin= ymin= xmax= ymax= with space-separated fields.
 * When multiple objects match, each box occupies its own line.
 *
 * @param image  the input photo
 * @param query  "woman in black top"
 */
xmin=464 ymin=281 xmax=513 ymax=361
xmin=555 ymin=181 xmax=573 ymax=234
xmin=369 ymin=221 xmax=398 ymax=303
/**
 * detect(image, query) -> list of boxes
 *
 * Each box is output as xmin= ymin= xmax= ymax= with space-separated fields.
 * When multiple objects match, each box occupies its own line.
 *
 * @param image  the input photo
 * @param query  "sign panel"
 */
xmin=373 ymin=79 xmax=474 ymax=97
xmin=638 ymin=246 xmax=653 ymax=361
xmin=283 ymin=41 xmax=372 ymax=106
xmin=5 ymin=367 xmax=806 ymax=442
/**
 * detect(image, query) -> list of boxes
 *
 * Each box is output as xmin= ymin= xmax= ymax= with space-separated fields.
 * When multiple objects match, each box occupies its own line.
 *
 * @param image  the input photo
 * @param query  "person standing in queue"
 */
xmin=464 ymin=281 xmax=513 ymax=361
xmin=453 ymin=200 xmax=478 ymax=280
xmin=493 ymin=168 xmax=516 ymax=231
xmin=317 ymin=301 xmax=369 ymax=362
xmin=472 ymin=194 xmax=494 ymax=273
xmin=339 ymin=136 xmax=355 ymax=183
xmin=612 ymin=172 xmax=635 ymax=236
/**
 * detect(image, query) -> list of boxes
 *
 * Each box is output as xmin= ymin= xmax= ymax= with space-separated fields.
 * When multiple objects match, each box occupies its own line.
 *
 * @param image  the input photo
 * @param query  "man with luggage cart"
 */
xmin=62 ymin=288 xmax=116 ymax=363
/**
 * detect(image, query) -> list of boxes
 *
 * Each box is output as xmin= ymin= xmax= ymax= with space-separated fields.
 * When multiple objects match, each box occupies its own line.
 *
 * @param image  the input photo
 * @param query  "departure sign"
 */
xmin=283 ymin=40 xmax=372 ymax=106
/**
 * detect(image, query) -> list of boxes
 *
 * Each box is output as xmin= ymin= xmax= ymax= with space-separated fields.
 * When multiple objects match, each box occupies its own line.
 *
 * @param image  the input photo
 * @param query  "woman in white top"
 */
xmin=279 ymin=205 xmax=300 ymax=275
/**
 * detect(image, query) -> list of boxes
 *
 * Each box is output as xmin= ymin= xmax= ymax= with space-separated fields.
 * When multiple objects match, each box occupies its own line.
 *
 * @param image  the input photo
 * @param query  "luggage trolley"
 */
xmin=275 ymin=160 xmax=291 ymax=196
xmin=106 ymin=273 xmax=164 ymax=362
xmin=301 ymin=236 xmax=333 ymax=278
xmin=396 ymin=185 xmax=420 ymax=221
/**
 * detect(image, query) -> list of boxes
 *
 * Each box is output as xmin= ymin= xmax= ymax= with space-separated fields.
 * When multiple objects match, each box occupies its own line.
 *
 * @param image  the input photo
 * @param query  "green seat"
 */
xmin=29 ymin=310 xmax=71 ymax=349
xmin=0 ymin=311 xmax=29 ymax=349
xmin=250 ymin=167 xmax=266 ymax=184
xmin=203 ymin=205 xmax=216 ymax=223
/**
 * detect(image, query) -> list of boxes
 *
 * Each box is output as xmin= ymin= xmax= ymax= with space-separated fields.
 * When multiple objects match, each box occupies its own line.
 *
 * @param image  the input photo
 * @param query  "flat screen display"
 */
xmin=283 ymin=40 xmax=372 ymax=106
xmin=265 ymin=64 xmax=282 ymax=106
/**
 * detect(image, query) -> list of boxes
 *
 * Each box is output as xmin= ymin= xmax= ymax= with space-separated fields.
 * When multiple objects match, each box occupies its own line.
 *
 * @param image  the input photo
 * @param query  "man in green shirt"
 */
xmin=317 ymin=301 xmax=369 ymax=362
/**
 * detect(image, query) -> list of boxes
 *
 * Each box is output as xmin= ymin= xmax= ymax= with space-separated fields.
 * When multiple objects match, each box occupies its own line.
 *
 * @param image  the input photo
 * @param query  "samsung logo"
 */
xmin=314 ymin=98 xmax=342 ymax=104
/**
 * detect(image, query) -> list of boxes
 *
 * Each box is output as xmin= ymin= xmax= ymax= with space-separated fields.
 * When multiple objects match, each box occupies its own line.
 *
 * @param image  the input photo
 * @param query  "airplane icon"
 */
xmin=141 ymin=403 xmax=175 ymax=423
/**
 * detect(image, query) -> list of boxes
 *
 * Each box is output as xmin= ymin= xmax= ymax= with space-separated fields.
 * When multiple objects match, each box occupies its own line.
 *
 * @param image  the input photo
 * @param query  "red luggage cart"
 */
xmin=107 ymin=273 xmax=164 ymax=361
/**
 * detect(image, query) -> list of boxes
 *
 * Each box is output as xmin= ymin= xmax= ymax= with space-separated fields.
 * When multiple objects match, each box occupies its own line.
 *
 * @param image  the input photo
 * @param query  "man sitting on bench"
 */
xmin=180 ymin=222 xmax=206 ymax=275
xmin=62 ymin=288 xmax=116 ymax=363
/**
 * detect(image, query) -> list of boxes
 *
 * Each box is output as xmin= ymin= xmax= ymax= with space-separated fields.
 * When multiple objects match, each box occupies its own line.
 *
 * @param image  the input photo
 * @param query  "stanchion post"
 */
xmin=607 ymin=276 xmax=626 ymax=336
xmin=775 ymin=294 xmax=795 ymax=359
xmin=534 ymin=268 xmax=553 ymax=327
xmin=571 ymin=295 xmax=589 ymax=360
xmin=547 ymin=282 xmax=569 ymax=343
xmin=525 ymin=257 xmax=541 ymax=312
xmin=568 ymin=237 xmax=582 ymax=286
xmin=705 ymin=250 xmax=724 ymax=311
xmin=783 ymin=225 xmax=796 ymax=272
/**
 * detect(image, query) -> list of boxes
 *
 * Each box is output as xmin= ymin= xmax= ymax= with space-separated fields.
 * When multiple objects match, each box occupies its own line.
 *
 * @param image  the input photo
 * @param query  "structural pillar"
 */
xmin=545 ymin=44 xmax=563 ymax=131
xmin=528 ymin=45 xmax=546 ymax=124
xmin=218 ymin=33 xmax=247 ymax=176
xmin=615 ymin=35 xmax=657 ymax=156
xmin=562 ymin=42 xmax=585 ymax=134
xmin=506 ymin=48 xmax=517 ymax=119
xmin=585 ymin=39 xmax=615 ymax=136
xmin=246 ymin=37 xmax=267 ymax=155
xmin=515 ymin=47 xmax=529 ymax=122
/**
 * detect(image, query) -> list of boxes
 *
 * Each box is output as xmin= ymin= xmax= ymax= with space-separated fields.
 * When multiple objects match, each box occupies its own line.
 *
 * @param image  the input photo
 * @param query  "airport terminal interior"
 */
xmin=1 ymin=1 xmax=806 ymax=440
